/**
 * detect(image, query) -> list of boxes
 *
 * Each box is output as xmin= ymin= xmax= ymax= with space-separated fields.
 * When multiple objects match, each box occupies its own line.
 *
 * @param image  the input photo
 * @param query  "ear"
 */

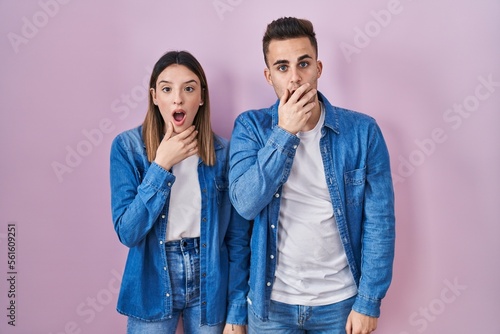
xmin=199 ymin=88 xmax=205 ymax=106
xmin=150 ymin=88 xmax=157 ymax=105
xmin=264 ymin=67 xmax=273 ymax=86
xmin=316 ymin=60 xmax=323 ymax=79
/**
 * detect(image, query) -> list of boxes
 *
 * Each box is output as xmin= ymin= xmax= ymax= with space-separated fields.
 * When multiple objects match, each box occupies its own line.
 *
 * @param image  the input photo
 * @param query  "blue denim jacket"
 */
xmin=229 ymin=92 xmax=395 ymax=319
xmin=110 ymin=126 xmax=250 ymax=325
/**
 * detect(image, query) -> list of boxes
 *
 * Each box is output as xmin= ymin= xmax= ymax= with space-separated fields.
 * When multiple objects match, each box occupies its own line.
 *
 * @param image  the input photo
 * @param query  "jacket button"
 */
xmin=274 ymin=193 xmax=280 ymax=198
xmin=166 ymin=293 xmax=170 ymax=297
xmin=202 ymin=273 xmax=206 ymax=277
xmin=266 ymin=282 xmax=271 ymax=287
xmin=270 ymin=255 xmax=274 ymax=259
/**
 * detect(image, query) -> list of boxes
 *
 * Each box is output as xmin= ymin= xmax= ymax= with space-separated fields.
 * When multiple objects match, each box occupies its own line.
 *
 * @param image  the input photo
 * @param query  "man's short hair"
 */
xmin=262 ymin=17 xmax=318 ymax=67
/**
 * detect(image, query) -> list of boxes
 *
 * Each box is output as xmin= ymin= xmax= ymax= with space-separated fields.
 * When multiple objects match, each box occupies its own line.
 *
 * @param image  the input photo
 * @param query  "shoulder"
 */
xmin=320 ymin=93 xmax=378 ymax=133
xmin=235 ymin=103 xmax=276 ymax=125
xmin=111 ymin=125 xmax=145 ymax=153
xmin=232 ymin=104 xmax=276 ymax=141
xmin=335 ymin=106 xmax=376 ymax=125
xmin=208 ymin=134 xmax=230 ymax=175
xmin=213 ymin=133 xmax=230 ymax=160
xmin=214 ymin=133 xmax=229 ymax=149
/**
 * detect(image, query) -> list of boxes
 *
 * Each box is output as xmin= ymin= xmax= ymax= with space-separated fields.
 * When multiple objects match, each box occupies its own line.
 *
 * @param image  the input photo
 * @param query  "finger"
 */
xmin=345 ymin=314 xmax=353 ymax=334
xmin=300 ymin=88 xmax=317 ymax=106
xmin=186 ymin=128 xmax=198 ymax=143
xmin=302 ymin=98 xmax=316 ymax=114
xmin=187 ymin=139 xmax=198 ymax=152
xmin=279 ymin=88 xmax=291 ymax=106
xmin=288 ymin=83 xmax=311 ymax=104
xmin=177 ymin=125 xmax=197 ymax=140
xmin=164 ymin=122 xmax=174 ymax=140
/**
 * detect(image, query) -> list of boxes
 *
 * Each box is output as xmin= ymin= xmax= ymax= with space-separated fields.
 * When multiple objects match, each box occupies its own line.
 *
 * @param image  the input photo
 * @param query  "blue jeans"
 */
xmin=127 ymin=238 xmax=224 ymax=334
xmin=248 ymin=296 xmax=356 ymax=334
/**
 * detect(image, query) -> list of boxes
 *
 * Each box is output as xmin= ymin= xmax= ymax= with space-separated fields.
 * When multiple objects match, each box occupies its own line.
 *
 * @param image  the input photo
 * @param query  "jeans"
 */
xmin=248 ymin=296 xmax=356 ymax=334
xmin=127 ymin=237 xmax=224 ymax=334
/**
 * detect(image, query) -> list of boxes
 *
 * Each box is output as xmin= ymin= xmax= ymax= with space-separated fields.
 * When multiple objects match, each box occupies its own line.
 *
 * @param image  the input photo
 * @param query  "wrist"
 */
xmin=154 ymin=159 xmax=172 ymax=172
xmin=277 ymin=124 xmax=298 ymax=136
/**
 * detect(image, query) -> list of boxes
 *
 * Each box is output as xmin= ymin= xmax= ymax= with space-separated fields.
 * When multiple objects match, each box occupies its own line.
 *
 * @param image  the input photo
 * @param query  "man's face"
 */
xmin=264 ymin=37 xmax=322 ymax=100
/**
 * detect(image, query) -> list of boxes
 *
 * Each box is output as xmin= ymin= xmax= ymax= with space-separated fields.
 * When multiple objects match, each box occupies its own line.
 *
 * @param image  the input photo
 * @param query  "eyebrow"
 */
xmin=272 ymin=54 xmax=313 ymax=66
xmin=158 ymin=79 xmax=199 ymax=85
xmin=298 ymin=54 xmax=313 ymax=61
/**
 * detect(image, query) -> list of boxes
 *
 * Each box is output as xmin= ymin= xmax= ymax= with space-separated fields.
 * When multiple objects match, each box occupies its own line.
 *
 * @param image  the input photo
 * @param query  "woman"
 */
xmin=110 ymin=51 xmax=249 ymax=334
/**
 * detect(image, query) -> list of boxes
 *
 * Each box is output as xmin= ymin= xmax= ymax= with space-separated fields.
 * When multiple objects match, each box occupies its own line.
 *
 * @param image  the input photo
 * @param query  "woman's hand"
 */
xmin=153 ymin=122 xmax=198 ymax=170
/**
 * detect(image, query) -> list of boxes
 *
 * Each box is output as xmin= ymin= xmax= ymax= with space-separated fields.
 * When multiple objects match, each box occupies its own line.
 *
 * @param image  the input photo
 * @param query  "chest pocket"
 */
xmin=344 ymin=167 xmax=366 ymax=206
xmin=215 ymin=177 xmax=229 ymax=206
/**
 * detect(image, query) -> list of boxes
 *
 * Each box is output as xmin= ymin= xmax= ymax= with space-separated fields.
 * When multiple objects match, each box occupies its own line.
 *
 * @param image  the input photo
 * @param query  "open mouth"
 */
xmin=172 ymin=109 xmax=186 ymax=126
xmin=172 ymin=111 xmax=186 ymax=123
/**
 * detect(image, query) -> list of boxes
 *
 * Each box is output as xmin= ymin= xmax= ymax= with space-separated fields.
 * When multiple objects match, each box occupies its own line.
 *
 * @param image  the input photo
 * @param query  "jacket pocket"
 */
xmin=215 ymin=177 xmax=229 ymax=206
xmin=344 ymin=167 xmax=366 ymax=206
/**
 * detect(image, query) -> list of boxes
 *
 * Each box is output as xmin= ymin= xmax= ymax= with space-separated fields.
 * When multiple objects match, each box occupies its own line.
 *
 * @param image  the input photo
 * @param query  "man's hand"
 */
xmin=277 ymin=83 xmax=317 ymax=135
xmin=345 ymin=310 xmax=378 ymax=334
xmin=222 ymin=324 xmax=247 ymax=334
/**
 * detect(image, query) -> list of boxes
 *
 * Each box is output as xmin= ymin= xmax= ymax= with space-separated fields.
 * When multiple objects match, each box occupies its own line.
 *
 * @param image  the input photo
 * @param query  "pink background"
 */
xmin=1 ymin=1 xmax=499 ymax=333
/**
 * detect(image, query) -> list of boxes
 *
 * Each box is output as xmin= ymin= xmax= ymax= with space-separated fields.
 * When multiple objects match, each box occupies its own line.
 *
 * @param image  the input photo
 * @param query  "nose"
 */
xmin=173 ymin=89 xmax=183 ymax=105
xmin=290 ymin=67 xmax=301 ymax=85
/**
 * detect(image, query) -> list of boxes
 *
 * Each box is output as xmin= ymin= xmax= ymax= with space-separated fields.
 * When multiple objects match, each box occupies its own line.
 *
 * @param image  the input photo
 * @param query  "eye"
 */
xmin=161 ymin=86 xmax=171 ymax=92
xmin=185 ymin=86 xmax=195 ymax=92
xmin=299 ymin=61 xmax=309 ymax=68
xmin=277 ymin=65 xmax=288 ymax=72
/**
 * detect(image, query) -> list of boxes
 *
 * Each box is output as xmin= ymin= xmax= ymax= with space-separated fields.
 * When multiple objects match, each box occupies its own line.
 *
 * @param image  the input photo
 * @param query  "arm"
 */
xmin=229 ymin=86 xmax=316 ymax=219
xmin=224 ymin=205 xmax=251 ymax=326
xmin=110 ymin=124 xmax=198 ymax=247
xmin=229 ymin=116 xmax=298 ymax=220
xmin=110 ymin=135 xmax=173 ymax=247
xmin=352 ymin=123 xmax=396 ymax=318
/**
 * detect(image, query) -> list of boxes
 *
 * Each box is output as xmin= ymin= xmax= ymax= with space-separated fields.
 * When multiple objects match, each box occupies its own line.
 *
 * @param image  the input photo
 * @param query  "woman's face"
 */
xmin=150 ymin=64 xmax=204 ymax=135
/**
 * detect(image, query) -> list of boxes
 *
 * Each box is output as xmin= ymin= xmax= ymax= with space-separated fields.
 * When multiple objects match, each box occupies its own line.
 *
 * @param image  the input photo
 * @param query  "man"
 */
xmin=228 ymin=17 xmax=395 ymax=334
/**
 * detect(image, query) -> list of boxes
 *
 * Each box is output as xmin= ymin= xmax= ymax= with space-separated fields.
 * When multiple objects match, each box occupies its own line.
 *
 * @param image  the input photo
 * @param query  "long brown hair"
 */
xmin=142 ymin=51 xmax=215 ymax=166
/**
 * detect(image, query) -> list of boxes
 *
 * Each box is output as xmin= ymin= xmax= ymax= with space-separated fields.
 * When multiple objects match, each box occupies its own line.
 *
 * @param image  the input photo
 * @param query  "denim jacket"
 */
xmin=228 ymin=92 xmax=395 ymax=319
xmin=110 ymin=126 xmax=250 ymax=325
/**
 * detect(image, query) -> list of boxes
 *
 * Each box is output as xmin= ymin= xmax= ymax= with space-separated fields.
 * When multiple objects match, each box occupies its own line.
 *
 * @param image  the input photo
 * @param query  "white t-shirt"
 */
xmin=166 ymin=154 xmax=201 ymax=241
xmin=271 ymin=104 xmax=357 ymax=306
